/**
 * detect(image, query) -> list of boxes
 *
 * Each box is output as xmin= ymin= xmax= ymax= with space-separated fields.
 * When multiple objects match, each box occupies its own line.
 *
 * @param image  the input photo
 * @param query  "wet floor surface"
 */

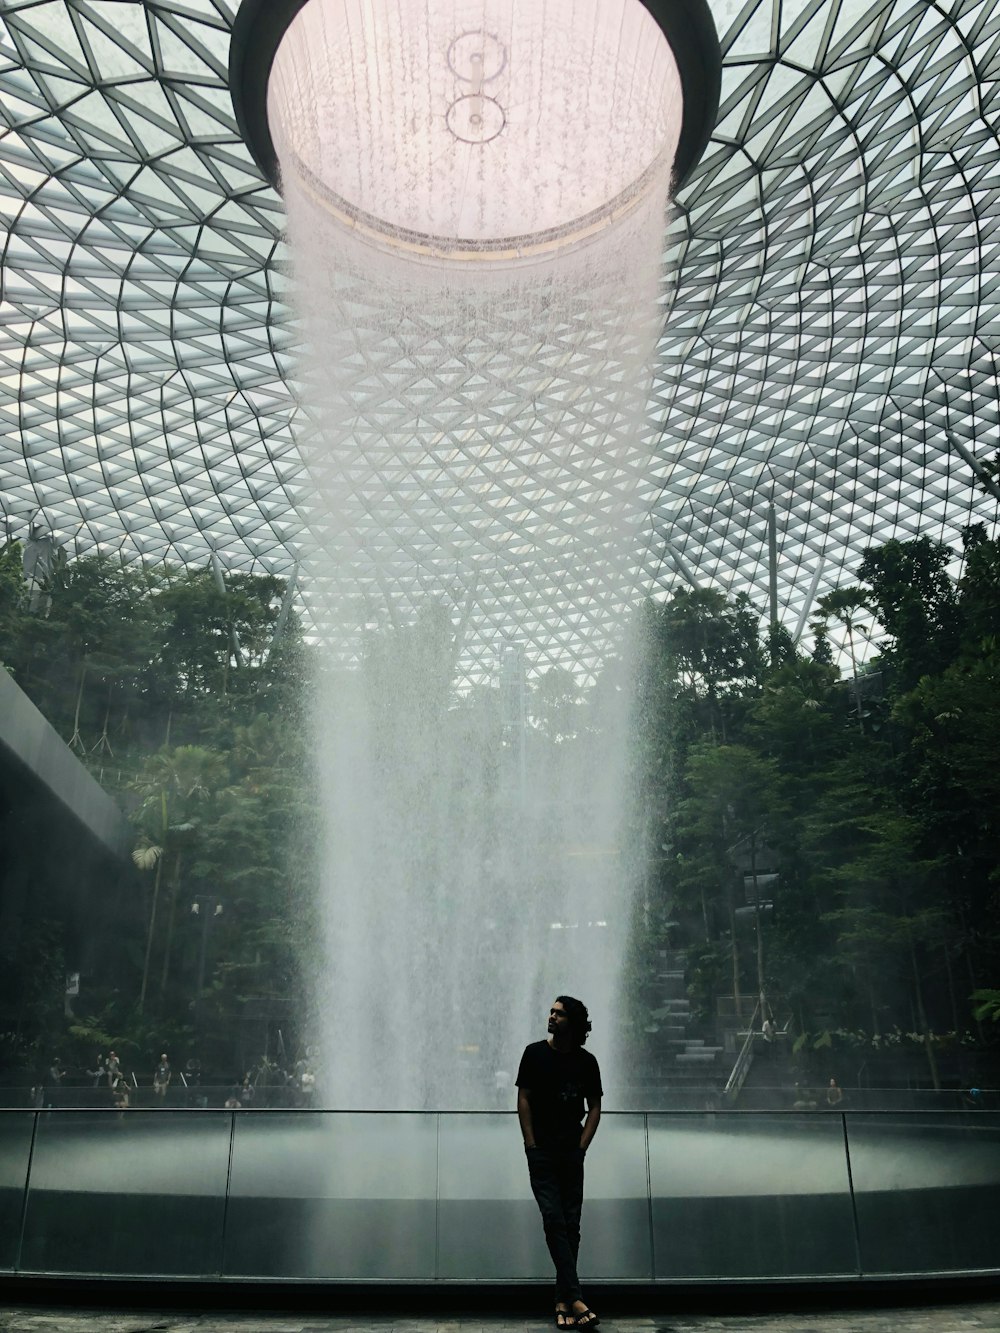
xmin=1 ymin=1304 xmax=1000 ymax=1333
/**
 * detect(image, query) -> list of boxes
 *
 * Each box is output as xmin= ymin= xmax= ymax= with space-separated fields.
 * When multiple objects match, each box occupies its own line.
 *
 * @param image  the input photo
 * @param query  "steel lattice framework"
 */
xmin=0 ymin=0 xmax=998 ymax=674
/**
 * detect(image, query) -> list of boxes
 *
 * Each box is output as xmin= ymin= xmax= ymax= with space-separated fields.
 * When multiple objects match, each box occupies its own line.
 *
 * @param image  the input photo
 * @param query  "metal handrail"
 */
xmin=724 ymin=999 xmax=761 ymax=1099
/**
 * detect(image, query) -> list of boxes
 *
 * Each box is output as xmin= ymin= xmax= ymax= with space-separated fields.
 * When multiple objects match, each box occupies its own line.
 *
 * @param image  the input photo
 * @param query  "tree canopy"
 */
xmin=3 ymin=523 xmax=999 ymax=1089
xmin=1 ymin=549 xmax=314 ymax=1082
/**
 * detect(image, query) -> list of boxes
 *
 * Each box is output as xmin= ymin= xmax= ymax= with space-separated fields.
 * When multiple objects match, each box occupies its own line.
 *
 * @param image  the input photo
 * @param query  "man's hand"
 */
xmin=517 ymin=1087 xmax=536 ymax=1148
xmin=579 ymin=1097 xmax=602 ymax=1153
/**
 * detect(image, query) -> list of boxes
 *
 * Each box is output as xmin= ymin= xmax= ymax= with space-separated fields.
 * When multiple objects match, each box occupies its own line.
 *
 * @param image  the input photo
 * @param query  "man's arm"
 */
xmin=517 ymin=1088 xmax=536 ymax=1148
xmin=579 ymin=1097 xmax=601 ymax=1152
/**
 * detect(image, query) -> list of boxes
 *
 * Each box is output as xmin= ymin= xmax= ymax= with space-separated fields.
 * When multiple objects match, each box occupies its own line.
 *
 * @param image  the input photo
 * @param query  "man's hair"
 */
xmin=555 ymin=995 xmax=592 ymax=1046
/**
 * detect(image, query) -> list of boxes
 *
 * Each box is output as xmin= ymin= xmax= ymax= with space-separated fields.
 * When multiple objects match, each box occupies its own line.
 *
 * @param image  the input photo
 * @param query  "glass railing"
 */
xmin=1 ymin=1109 xmax=997 ymax=1281
xmin=4 ymin=1083 xmax=994 ymax=1112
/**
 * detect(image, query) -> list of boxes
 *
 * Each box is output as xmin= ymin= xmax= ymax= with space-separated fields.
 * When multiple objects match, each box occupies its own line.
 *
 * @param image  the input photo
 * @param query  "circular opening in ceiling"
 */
xmin=231 ymin=0 xmax=721 ymax=256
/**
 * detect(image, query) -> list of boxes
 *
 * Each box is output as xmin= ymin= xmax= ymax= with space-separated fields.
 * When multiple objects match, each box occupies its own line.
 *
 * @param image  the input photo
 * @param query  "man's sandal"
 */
xmin=574 ymin=1311 xmax=600 ymax=1329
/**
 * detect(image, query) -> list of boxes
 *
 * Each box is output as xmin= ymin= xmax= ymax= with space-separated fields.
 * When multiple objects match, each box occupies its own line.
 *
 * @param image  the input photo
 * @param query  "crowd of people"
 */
xmin=791 ymin=1078 xmax=844 ymax=1110
xmin=219 ymin=1056 xmax=319 ymax=1110
xmin=29 ymin=1050 xmax=321 ymax=1110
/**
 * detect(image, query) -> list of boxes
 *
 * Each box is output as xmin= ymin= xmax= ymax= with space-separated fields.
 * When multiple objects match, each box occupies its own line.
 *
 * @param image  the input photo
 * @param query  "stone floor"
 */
xmin=0 ymin=1303 xmax=999 ymax=1333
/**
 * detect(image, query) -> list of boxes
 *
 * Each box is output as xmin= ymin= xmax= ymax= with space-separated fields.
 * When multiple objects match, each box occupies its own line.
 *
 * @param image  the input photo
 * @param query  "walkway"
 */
xmin=0 ymin=1302 xmax=999 ymax=1333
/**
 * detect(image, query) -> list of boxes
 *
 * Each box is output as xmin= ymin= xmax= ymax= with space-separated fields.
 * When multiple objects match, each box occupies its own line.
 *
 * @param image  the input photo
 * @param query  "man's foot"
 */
xmin=555 ymin=1306 xmax=574 ymax=1328
xmin=571 ymin=1305 xmax=599 ymax=1329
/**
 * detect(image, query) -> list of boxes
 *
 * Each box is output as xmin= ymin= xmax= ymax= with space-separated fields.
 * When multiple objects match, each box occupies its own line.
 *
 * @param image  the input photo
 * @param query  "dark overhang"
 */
xmin=0 ymin=667 xmax=132 ymax=864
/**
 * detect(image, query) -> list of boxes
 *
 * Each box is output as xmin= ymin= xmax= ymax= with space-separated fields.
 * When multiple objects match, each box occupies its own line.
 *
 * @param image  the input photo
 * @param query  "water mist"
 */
xmin=263 ymin=0 xmax=687 ymax=1108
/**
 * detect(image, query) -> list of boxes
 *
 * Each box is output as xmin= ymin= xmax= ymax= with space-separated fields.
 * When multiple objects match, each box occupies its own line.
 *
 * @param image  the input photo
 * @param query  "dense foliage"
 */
xmin=0 ymin=541 xmax=316 ymax=1081
xmin=2 ymin=522 xmax=998 ymax=1088
xmin=618 ymin=527 xmax=1000 ymax=1085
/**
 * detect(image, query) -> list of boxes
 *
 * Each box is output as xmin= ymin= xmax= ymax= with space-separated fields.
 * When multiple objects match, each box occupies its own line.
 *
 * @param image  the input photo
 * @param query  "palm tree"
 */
xmin=131 ymin=745 xmax=229 ymax=1010
xmin=812 ymin=587 xmax=871 ymax=731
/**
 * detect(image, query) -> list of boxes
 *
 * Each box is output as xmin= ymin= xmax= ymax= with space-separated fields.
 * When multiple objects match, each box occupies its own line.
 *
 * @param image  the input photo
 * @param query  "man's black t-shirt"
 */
xmin=516 ymin=1040 xmax=603 ymax=1146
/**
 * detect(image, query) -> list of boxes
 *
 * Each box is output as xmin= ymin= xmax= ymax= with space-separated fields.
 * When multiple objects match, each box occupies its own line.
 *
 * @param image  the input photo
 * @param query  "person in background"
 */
xmin=792 ymin=1083 xmax=817 ymax=1110
xmin=826 ymin=1077 xmax=844 ymax=1107
xmin=106 ymin=1051 xmax=120 ymax=1088
xmin=153 ymin=1053 xmax=171 ymax=1102
xmin=46 ymin=1057 xmax=65 ymax=1109
xmin=113 ymin=1078 xmax=130 ymax=1114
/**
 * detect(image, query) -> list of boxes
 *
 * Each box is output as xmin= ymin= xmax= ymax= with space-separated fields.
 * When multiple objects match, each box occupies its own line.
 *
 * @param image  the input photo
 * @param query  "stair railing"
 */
xmin=723 ymin=998 xmax=761 ymax=1102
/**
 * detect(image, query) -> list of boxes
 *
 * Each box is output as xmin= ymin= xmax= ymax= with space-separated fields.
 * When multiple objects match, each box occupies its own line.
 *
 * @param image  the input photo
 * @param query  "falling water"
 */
xmin=268 ymin=0 xmax=684 ymax=1108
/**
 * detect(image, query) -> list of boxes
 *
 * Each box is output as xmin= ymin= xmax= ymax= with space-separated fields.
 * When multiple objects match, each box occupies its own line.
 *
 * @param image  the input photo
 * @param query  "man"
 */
xmin=153 ymin=1053 xmax=171 ymax=1102
xmin=516 ymin=996 xmax=602 ymax=1329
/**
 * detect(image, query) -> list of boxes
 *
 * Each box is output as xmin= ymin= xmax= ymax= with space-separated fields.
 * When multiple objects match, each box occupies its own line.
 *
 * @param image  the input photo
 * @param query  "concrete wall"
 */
xmin=0 ymin=666 xmax=136 ymax=1024
xmin=0 ymin=667 xmax=131 ymax=861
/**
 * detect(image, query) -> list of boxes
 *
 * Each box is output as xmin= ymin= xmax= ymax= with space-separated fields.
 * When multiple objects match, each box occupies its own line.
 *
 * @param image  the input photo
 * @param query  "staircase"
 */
xmin=618 ymin=950 xmax=729 ymax=1107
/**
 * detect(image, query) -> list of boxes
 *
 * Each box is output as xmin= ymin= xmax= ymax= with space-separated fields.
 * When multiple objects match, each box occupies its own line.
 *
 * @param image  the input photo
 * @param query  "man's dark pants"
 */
xmin=526 ymin=1142 xmax=585 ymax=1304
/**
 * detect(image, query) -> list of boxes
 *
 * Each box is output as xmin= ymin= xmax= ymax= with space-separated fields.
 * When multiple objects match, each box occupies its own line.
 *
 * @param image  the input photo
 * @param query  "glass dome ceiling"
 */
xmin=0 ymin=0 xmax=998 ymax=675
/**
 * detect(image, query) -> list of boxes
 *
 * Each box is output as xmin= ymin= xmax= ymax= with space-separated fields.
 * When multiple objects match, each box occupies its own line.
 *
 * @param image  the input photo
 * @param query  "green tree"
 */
xmin=0 ymin=537 xmax=26 ymax=670
xmin=811 ymin=586 xmax=872 ymax=731
xmin=857 ymin=537 xmax=959 ymax=692
xmin=530 ymin=666 xmax=581 ymax=742
xmin=0 ymin=545 xmax=311 ymax=1075
xmin=675 ymin=743 xmax=785 ymax=1016
xmin=748 ymin=655 xmax=845 ymax=785
xmin=657 ymin=588 xmax=764 ymax=743
xmin=820 ymin=805 xmax=946 ymax=1089
xmin=132 ymin=745 xmax=231 ymax=1010
xmin=7 ymin=555 xmax=167 ymax=756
